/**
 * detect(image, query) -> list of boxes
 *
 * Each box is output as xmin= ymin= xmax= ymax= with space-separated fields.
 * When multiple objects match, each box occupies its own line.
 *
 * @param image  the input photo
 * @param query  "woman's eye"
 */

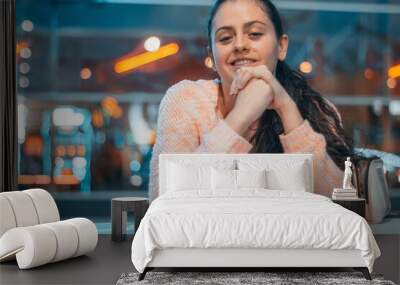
xmin=249 ymin=32 xmax=263 ymax=38
xmin=219 ymin=36 xmax=232 ymax=43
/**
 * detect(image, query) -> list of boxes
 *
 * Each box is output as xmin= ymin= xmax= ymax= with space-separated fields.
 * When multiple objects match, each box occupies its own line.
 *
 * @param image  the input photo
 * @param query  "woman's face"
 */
xmin=210 ymin=0 xmax=288 ymax=85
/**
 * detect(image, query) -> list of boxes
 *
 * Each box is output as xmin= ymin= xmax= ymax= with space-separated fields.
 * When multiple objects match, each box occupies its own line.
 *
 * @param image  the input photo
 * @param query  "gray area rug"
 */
xmin=116 ymin=271 xmax=396 ymax=285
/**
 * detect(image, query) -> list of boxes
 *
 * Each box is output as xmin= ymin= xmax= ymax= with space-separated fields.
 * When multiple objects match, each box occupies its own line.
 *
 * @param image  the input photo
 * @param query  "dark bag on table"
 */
xmin=352 ymin=157 xmax=391 ymax=223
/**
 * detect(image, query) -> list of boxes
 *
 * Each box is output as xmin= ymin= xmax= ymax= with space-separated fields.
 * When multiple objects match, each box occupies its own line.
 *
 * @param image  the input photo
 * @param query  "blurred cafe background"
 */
xmin=16 ymin=0 xmax=400 ymax=225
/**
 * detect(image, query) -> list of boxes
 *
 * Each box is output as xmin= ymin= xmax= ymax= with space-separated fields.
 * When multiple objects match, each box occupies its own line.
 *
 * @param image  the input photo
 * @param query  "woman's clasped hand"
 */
xmin=227 ymin=64 xmax=301 ymax=136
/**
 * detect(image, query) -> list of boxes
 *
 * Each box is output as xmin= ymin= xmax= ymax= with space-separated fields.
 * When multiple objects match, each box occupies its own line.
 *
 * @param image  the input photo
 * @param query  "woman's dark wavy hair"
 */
xmin=207 ymin=0 xmax=354 ymax=170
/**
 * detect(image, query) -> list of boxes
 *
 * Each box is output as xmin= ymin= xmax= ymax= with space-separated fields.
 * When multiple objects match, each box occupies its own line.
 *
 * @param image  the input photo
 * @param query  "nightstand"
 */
xmin=332 ymin=198 xmax=366 ymax=218
xmin=111 ymin=197 xmax=149 ymax=242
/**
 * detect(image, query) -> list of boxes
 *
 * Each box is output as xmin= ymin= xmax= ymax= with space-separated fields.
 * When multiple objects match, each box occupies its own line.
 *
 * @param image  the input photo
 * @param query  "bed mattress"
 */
xmin=131 ymin=190 xmax=380 ymax=273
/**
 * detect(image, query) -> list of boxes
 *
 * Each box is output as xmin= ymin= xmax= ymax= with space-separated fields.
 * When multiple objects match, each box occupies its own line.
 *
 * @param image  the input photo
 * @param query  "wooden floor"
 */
xmin=0 ymin=235 xmax=133 ymax=285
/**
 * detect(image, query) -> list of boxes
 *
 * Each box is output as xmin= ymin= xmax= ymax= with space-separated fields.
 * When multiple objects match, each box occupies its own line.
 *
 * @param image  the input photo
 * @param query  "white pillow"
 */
xmin=211 ymin=169 xmax=268 ymax=190
xmin=267 ymin=163 xmax=306 ymax=191
xmin=236 ymin=169 xmax=267 ymax=189
xmin=167 ymin=162 xmax=211 ymax=191
xmin=238 ymin=160 xmax=307 ymax=191
xmin=165 ymin=159 xmax=236 ymax=193
xmin=211 ymin=168 xmax=236 ymax=190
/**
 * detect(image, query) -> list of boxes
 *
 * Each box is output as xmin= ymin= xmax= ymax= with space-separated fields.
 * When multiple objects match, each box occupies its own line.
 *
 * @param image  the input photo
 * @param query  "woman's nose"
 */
xmin=234 ymin=35 xmax=249 ymax=53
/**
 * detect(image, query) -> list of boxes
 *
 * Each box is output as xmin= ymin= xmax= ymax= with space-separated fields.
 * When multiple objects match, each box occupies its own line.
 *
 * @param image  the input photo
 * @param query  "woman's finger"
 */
xmin=243 ymin=65 xmax=284 ymax=96
xmin=233 ymin=68 xmax=264 ymax=95
xmin=230 ymin=68 xmax=242 ymax=96
xmin=236 ymin=70 xmax=253 ymax=91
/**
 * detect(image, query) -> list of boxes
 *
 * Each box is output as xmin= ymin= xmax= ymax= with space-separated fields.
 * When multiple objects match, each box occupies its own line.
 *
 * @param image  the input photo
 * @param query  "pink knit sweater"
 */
xmin=149 ymin=79 xmax=343 ymax=202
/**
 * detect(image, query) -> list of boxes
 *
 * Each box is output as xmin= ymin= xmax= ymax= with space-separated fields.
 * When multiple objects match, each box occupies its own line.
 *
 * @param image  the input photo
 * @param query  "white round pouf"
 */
xmin=42 ymin=220 xmax=79 ymax=262
xmin=1 ymin=191 xmax=39 ymax=227
xmin=0 ymin=195 xmax=17 ymax=237
xmin=0 ymin=189 xmax=98 ymax=269
xmin=24 ymin=188 xmax=60 ymax=224
xmin=66 ymin=218 xmax=98 ymax=257
xmin=0 ymin=226 xmax=57 ymax=269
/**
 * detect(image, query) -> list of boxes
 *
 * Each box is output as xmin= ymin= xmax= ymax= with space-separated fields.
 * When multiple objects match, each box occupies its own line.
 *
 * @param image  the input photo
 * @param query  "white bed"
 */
xmin=131 ymin=154 xmax=380 ymax=281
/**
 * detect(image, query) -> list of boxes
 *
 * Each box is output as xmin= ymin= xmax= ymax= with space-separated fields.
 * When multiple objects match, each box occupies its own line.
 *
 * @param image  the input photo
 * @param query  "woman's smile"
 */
xmin=230 ymin=58 xmax=258 ymax=69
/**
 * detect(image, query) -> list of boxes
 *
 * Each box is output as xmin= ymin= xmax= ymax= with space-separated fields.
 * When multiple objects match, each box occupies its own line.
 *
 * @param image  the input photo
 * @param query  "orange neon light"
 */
xmin=388 ymin=64 xmax=400 ymax=79
xmin=114 ymin=43 xmax=179 ymax=73
xmin=16 ymin=42 xmax=29 ymax=55
xmin=18 ymin=175 xmax=51 ymax=185
xmin=53 ymin=175 xmax=80 ymax=185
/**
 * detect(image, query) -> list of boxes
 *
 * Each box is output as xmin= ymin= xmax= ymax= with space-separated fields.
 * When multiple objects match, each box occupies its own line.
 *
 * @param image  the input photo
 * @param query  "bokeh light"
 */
xmin=144 ymin=36 xmax=161 ymax=52
xmin=299 ymin=61 xmax=313 ymax=74
xmin=80 ymin=67 xmax=92 ymax=80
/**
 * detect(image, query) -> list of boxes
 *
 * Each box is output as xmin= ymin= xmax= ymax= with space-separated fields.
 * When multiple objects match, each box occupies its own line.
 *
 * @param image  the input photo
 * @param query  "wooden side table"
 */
xmin=332 ymin=198 xmax=366 ymax=218
xmin=111 ymin=197 xmax=149 ymax=242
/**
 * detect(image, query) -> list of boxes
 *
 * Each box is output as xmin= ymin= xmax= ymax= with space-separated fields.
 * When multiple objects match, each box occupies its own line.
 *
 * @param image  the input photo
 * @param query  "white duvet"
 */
xmin=131 ymin=190 xmax=380 ymax=273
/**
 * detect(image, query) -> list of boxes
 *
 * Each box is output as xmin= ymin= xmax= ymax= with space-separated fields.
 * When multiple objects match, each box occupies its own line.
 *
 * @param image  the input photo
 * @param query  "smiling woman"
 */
xmin=148 ymin=0 xmax=356 ymax=203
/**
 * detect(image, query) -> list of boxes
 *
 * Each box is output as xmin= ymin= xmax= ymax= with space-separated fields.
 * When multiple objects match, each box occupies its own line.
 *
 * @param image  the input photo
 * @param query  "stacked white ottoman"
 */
xmin=0 ymin=188 xmax=98 ymax=269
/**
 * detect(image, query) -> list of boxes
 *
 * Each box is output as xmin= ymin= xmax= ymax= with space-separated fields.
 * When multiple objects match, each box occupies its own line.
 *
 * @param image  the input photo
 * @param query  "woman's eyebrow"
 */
xmin=215 ymin=20 xmax=267 ymax=35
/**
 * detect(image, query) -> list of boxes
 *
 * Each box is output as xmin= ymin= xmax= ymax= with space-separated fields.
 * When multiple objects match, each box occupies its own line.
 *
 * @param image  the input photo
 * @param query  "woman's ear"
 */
xmin=278 ymin=34 xmax=289 ymax=61
xmin=207 ymin=46 xmax=216 ymax=71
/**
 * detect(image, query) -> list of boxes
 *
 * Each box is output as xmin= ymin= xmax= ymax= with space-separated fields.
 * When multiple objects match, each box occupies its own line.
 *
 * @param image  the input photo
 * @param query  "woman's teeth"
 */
xmin=233 ymin=59 xmax=254 ymax=66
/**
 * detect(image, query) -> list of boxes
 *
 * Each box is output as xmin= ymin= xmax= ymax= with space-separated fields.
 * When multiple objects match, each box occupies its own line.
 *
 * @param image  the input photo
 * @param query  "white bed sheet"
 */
xmin=131 ymin=190 xmax=380 ymax=273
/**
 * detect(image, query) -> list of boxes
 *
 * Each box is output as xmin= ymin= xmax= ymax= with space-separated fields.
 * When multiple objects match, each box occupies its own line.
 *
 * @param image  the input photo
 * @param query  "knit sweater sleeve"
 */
xmin=279 ymin=119 xmax=343 ymax=197
xmin=148 ymin=82 xmax=252 ymax=202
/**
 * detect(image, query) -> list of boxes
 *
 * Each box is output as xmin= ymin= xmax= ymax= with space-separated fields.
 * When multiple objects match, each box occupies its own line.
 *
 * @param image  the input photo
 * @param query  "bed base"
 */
xmin=138 ymin=248 xmax=372 ymax=281
xmin=354 ymin=267 xmax=372 ymax=280
xmin=138 ymin=266 xmax=371 ymax=281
